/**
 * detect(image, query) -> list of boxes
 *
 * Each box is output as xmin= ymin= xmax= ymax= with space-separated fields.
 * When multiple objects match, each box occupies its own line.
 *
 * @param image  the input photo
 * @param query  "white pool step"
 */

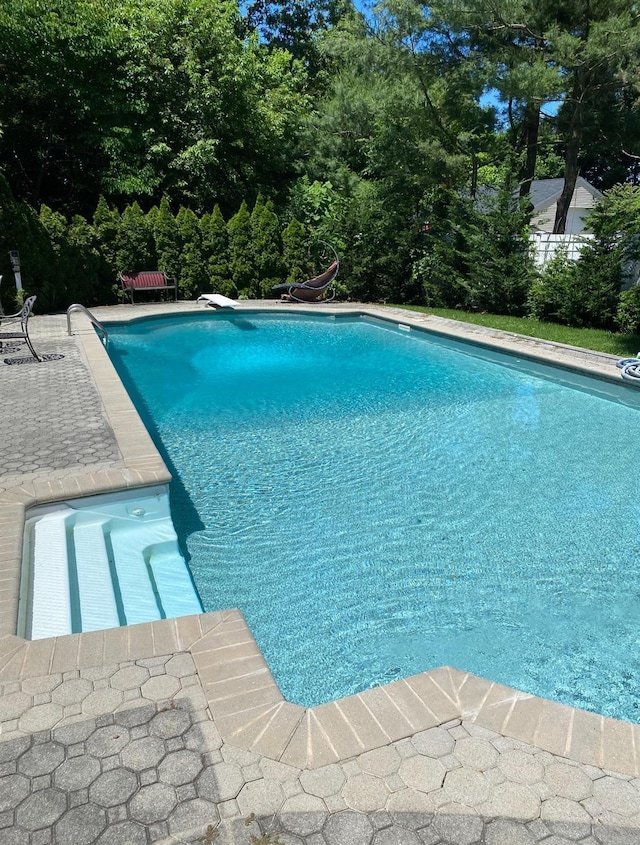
xmin=73 ymin=520 xmax=121 ymax=631
xmin=109 ymin=527 xmax=163 ymax=625
xmin=22 ymin=489 xmax=202 ymax=639
xmin=30 ymin=510 xmax=74 ymax=639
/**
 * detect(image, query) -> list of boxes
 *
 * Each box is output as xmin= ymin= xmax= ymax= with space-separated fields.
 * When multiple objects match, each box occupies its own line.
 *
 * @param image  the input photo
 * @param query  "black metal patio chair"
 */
xmin=0 ymin=295 xmax=40 ymax=361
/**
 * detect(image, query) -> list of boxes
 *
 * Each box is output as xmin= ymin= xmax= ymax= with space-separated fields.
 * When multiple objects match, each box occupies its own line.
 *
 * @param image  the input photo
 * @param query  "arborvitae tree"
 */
xmin=281 ymin=217 xmax=307 ymax=286
xmin=153 ymin=197 xmax=181 ymax=279
xmin=251 ymin=197 xmax=283 ymax=296
xmin=227 ymin=200 xmax=256 ymax=297
xmin=115 ymin=202 xmax=155 ymax=274
xmin=92 ymin=195 xmax=120 ymax=275
xmin=176 ymin=206 xmax=207 ymax=299
xmin=201 ymin=205 xmax=234 ymax=297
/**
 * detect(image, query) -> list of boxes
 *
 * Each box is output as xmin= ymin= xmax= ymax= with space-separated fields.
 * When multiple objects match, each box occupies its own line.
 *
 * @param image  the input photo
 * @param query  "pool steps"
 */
xmin=21 ymin=487 xmax=202 ymax=640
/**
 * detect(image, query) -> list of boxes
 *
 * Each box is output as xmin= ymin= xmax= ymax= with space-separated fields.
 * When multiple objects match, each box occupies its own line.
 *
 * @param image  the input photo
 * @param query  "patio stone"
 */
xmin=15 ymin=788 xmax=67 ymax=830
xmin=109 ymin=666 xmax=150 ymax=691
xmin=372 ymin=825 xmax=420 ymax=845
xmin=324 ymin=810 xmax=374 ymax=845
xmin=540 ymin=797 xmax=592 ymax=840
xmin=442 ymin=768 xmax=491 ymax=807
xmin=18 ymin=704 xmax=63 ymax=733
xmin=167 ymin=798 xmax=220 ymax=835
xmin=120 ymin=736 xmax=165 ymax=771
xmin=197 ymin=762 xmax=247 ymax=803
xmin=149 ymin=707 xmax=191 ymax=739
xmin=386 ymin=788 xmax=435 ymax=830
xmin=342 ymin=774 xmax=389 ymax=813
xmin=498 ymin=750 xmax=545 ymax=785
xmin=85 ymin=726 xmax=130 ymax=757
xmin=157 ymin=749 xmax=203 ymax=786
xmin=0 ymin=693 xmax=31 ymax=722
xmin=410 ymin=726 xmax=455 ymax=758
xmin=0 ymin=774 xmax=30 ymax=811
xmin=300 ymin=764 xmax=346 ymax=798
xmin=54 ymin=804 xmax=107 ymax=845
xmin=592 ymin=777 xmax=640 ymax=816
xmin=279 ymin=792 xmax=328 ymax=836
xmin=165 ymin=653 xmax=196 ymax=678
xmin=82 ymin=689 xmax=123 ymax=716
xmin=359 ymin=747 xmax=402 ymax=778
xmin=141 ymin=675 xmax=180 ymax=701
xmin=237 ymin=779 xmax=285 ymax=816
xmin=480 ymin=781 xmax=541 ymax=822
xmin=453 ymin=737 xmax=499 ymax=771
xmin=544 ymin=763 xmax=594 ymax=801
xmin=95 ymin=820 xmax=147 ymax=845
xmin=128 ymin=782 xmax=178 ymax=824
xmin=398 ymin=756 xmax=445 ymax=793
xmin=433 ymin=803 xmax=483 ymax=845
xmin=89 ymin=769 xmax=138 ymax=807
xmin=485 ymin=818 xmax=536 ymax=844
xmin=54 ymin=756 xmax=101 ymax=791
xmin=51 ymin=678 xmax=93 ymax=706
xmin=17 ymin=742 xmax=64 ymax=776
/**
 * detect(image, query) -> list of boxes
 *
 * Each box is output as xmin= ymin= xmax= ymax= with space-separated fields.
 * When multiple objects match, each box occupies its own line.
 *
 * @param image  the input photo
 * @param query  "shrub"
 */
xmin=617 ymin=285 xmax=640 ymax=335
xmin=227 ymin=200 xmax=256 ymax=297
xmin=202 ymin=205 xmax=234 ymax=297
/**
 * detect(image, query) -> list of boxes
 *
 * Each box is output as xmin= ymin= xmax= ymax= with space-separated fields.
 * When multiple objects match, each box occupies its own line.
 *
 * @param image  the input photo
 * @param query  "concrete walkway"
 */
xmin=1 ymin=303 xmax=639 ymax=844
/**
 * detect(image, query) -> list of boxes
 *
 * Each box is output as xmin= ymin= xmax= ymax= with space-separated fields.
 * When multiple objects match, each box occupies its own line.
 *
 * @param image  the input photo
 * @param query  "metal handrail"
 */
xmin=66 ymin=303 xmax=109 ymax=346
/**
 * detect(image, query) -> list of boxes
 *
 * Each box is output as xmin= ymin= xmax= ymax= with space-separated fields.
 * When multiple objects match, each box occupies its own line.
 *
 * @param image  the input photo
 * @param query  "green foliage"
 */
xmin=616 ymin=286 xmax=640 ymax=335
xmin=202 ymin=206 xmax=234 ymax=297
xmin=528 ymin=242 xmax=621 ymax=330
xmin=413 ymin=184 xmax=536 ymax=315
xmin=115 ymin=202 xmax=155 ymax=273
xmin=251 ymin=196 xmax=283 ymax=296
xmin=176 ymin=207 xmax=207 ymax=298
xmin=281 ymin=218 xmax=307 ymax=286
xmin=153 ymin=197 xmax=181 ymax=279
xmin=227 ymin=200 xmax=256 ymax=297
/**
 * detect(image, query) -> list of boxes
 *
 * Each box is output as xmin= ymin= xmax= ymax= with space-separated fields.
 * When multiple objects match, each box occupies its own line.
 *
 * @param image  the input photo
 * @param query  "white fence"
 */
xmin=529 ymin=232 xmax=593 ymax=267
xmin=530 ymin=231 xmax=640 ymax=288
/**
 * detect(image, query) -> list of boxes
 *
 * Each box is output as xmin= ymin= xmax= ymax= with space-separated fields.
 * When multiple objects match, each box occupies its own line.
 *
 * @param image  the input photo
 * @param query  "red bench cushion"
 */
xmin=121 ymin=272 xmax=173 ymax=290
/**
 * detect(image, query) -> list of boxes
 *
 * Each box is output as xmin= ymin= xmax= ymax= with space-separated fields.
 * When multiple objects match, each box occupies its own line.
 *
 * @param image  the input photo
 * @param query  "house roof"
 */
xmin=529 ymin=177 xmax=603 ymax=212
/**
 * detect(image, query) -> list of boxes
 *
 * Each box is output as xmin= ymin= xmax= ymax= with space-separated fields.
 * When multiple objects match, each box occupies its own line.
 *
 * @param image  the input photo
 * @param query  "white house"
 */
xmin=528 ymin=177 xmax=603 ymax=267
xmin=529 ymin=176 xmax=603 ymax=235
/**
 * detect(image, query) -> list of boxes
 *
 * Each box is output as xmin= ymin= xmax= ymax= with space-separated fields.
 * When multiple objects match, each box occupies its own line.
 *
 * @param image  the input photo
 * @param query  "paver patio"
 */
xmin=1 ymin=302 xmax=639 ymax=844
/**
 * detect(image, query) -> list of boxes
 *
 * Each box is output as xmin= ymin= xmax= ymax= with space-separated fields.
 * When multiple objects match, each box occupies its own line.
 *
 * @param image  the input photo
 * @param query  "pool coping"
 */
xmin=1 ymin=301 xmax=638 ymax=777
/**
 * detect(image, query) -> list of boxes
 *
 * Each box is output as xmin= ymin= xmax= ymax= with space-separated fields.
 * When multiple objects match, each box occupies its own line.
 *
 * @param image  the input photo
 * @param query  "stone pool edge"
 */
xmin=1 ymin=301 xmax=638 ymax=778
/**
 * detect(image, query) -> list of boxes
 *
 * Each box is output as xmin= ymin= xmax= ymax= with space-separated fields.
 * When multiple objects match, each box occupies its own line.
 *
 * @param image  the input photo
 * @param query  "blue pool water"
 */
xmin=107 ymin=312 xmax=640 ymax=720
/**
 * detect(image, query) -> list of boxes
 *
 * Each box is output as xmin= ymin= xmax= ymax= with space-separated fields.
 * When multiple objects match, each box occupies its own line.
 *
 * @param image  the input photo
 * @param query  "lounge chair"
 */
xmin=273 ymin=242 xmax=340 ymax=302
xmin=0 ymin=295 xmax=40 ymax=361
xmin=196 ymin=294 xmax=238 ymax=309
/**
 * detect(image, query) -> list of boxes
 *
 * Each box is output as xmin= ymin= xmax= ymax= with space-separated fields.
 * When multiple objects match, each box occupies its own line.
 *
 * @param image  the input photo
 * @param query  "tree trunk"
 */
xmin=518 ymin=102 xmax=540 ymax=200
xmin=554 ymin=95 xmax=584 ymax=234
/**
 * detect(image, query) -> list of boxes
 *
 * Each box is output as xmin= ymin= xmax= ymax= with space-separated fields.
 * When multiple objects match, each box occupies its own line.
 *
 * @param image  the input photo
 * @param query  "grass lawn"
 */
xmin=393 ymin=305 xmax=640 ymax=358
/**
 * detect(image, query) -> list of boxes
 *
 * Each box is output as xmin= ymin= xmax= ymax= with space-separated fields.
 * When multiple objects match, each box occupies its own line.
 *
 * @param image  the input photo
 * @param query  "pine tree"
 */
xmin=227 ymin=200 xmax=256 ymax=297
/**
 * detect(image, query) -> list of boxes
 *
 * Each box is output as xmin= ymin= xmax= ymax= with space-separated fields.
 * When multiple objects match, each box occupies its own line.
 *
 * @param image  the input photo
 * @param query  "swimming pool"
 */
xmin=107 ymin=312 xmax=640 ymax=721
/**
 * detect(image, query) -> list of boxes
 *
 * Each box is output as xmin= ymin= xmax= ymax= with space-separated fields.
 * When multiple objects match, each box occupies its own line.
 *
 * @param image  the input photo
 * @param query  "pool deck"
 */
xmin=1 ymin=301 xmax=639 ymax=844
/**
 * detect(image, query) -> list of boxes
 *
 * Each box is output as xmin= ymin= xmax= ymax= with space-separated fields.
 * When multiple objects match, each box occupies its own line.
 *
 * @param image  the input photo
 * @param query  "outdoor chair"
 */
xmin=0 ymin=295 xmax=40 ymax=361
xmin=273 ymin=241 xmax=340 ymax=303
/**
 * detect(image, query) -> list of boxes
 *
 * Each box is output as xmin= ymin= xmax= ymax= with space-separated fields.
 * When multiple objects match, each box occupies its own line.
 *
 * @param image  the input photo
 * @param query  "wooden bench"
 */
xmin=119 ymin=271 xmax=178 ymax=305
